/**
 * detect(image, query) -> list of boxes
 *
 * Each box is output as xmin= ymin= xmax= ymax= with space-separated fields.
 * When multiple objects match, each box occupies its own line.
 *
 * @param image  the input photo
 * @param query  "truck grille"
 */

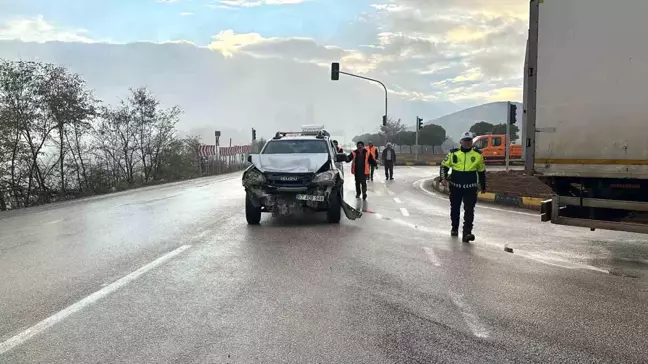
xmin=266 ymin=173 xmax=314 ymax=188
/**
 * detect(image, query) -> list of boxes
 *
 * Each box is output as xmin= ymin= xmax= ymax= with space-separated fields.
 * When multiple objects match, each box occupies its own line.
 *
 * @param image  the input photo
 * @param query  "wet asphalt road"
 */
xmin=1 ymin=166 xmax=647 ymax=363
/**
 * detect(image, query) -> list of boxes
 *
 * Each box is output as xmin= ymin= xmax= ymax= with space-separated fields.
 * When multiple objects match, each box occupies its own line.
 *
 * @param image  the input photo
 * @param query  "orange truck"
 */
xmin=472 ymin=134 xmax=521 ymax=164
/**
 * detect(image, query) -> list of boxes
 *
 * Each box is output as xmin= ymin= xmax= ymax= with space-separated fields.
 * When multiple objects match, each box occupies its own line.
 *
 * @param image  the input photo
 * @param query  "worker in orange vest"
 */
xmin=346 ymin=141 xmax=376 ymax=200
xmin=365 ymin=141 xmax=378 ymax=181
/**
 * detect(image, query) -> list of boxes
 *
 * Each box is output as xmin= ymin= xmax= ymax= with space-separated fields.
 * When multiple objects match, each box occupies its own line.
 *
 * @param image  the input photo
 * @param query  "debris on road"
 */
xmin=342 ymin=200 xmax=362 ymax=220
xmin=504 ymin=246 xmax=514 ymax=253
xmin=486 ymin=170 xmax=552 ymax=198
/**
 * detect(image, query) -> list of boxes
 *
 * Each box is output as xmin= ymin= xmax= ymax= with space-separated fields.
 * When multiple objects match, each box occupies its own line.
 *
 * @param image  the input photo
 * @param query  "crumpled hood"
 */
xmin=250 ymin=153 xmax=330 ymax=173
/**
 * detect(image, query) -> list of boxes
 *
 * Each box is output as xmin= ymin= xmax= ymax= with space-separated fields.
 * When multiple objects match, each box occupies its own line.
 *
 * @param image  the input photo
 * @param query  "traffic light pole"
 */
xmin=338 ymin=71 xmax=388 ymax=126
xmin=505 ymin=102 xmax=511 ymax=172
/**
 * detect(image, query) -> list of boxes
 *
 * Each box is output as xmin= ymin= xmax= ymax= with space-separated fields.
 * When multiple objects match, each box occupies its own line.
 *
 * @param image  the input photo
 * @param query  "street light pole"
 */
xmin=332 ymin=65 xmax=388 ymax=126
xmin=338 ymin=71 xmax=388 ymax=123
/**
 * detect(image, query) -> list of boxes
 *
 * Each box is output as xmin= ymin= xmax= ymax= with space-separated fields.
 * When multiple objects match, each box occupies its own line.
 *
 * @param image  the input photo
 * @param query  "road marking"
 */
xmin=393 ymin=197 xmax=403 ymax=204
xmin=409 ymin=166 xmax=416 ymax=169
xmin=414 ymin=179 xmax=537 ymax=217
xmin=423 ymin=247 xmax=441 ymax=267
xmin=387 ymin=190 xmax=395 ymax=196
xmin=380 ymin=180 xmax=385 ymax=184
xmin=0 ymin=245 xmax=191 ymax=355
xmin=45 ymin=219 xmax=63 ymax=225
xmin=400 ymin=208 xmax=410 ymax=217
xmin=514 ymin=251 xmax=610 ymax=274
xmin=450 ymin=292 xmax=490 ymax=339
xmin=374 ymin=190 xmax=384 ymax=196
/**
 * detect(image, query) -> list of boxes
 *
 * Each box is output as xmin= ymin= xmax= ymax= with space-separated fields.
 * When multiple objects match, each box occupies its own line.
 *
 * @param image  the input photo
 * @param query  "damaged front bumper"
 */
xmin=245 ymin=185 xmax=334 ymax=215
xmin=242 ymin=167 xmax=362 ymax=220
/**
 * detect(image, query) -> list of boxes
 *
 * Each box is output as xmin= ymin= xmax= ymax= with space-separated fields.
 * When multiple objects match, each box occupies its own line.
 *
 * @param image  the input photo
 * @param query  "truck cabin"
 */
xmin=472 ymin=134 xmax=521 ymax=163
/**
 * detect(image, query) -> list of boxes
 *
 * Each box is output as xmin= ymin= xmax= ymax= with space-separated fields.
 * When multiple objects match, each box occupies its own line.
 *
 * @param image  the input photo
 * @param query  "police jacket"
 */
xmin=440 ymin=147 xmax=486 ymax=190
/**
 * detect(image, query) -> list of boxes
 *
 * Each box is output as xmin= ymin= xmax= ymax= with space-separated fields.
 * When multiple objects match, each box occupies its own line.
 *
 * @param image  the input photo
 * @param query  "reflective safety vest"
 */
xmin=441 ymin=148 xmax=485 ymax=188
xmin=366 ymin=145 xmax=377 ymax=159
xmin=351 ymin=150 xmax=371 ymax=175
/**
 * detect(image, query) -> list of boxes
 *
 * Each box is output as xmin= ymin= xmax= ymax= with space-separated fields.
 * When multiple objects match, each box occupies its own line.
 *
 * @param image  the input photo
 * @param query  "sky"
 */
xmin=0 ymin=0 xmax=529 ymax=144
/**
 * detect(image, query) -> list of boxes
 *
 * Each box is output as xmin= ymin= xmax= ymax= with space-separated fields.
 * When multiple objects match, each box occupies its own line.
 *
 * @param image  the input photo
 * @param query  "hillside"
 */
xmin=424 ymin=101 xmax=523 ymax=142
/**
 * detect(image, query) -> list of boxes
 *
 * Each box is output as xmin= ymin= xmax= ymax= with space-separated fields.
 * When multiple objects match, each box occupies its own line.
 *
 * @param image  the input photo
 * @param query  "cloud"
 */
xmin=157 ymin=0 xmax=182 ymax=3
xmin=0 ymin=0 xmax=529 ymax=140
xmin=0 ymin=15 xmax=94 ymax=43
xmin=180 ymin=12 xmax=194 ymax=16
xmin=216 ymin=0 xmax=306 ymax=7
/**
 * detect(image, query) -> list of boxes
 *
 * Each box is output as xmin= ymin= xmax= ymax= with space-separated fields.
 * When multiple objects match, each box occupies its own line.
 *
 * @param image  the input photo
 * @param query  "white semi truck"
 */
xmin=524 ymin=0 xmax=648 ymax=234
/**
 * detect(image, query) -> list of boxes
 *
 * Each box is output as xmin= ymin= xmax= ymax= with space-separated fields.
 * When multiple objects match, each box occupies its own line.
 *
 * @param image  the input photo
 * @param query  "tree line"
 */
xmin=352 ymin=117 xmax=448 ymax=148
xmin=0 ymin=60 xmax=218 ymax=211
xmin=351 ymin=117 xmax=521 ymax=151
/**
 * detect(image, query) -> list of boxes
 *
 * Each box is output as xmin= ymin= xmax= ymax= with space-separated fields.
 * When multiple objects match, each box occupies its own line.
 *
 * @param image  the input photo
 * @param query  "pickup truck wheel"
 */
xmin=327 ymin=188 xmax=342 ymax=224
xmin=246 ymin=192 xmax=262 ymax=225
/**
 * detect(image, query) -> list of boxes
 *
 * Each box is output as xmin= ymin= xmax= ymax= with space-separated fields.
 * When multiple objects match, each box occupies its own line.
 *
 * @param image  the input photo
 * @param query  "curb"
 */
xmin=426 ymin=177 xmax=543 ymax=211
xmin=396 ymin=161 xmax=441 ymax=166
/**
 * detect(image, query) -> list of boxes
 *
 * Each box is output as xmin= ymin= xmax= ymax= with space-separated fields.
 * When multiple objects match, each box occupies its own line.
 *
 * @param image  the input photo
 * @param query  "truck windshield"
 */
xmin=262 ymin=139 xmax=329 ymax=154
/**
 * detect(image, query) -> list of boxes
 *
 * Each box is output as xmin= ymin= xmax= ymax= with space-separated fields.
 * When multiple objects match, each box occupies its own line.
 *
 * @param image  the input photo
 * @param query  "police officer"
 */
xmin=440 ymin=132 xmax=486 ymax=243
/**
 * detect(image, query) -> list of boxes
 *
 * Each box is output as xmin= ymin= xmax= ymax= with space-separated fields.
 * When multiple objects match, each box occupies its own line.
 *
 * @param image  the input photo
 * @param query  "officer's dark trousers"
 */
xmin=384 ymin=161 xmax=394 ymax=179
xmin=355 ymin=175 xmax=367 ymax=197
xmin=449 ymin=186 xmax=478 ymax=233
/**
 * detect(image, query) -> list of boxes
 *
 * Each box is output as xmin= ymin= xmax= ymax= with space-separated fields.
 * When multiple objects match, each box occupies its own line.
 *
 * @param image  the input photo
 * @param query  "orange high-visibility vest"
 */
xmin=366 ymin=145 xmax=377 ymax=159
xmin=351 ymin=150 xmax=371 ymax=175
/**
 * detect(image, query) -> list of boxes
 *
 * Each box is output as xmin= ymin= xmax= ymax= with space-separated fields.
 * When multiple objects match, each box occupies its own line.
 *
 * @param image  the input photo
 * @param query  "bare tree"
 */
xmin=380 ymin=117 xmax=406 ymax=142
xmin=39 ymin=64 xmax=97 ymax=193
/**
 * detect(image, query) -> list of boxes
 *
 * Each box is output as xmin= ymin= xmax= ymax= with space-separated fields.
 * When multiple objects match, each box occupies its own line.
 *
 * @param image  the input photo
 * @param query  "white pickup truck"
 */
xmin=523 ymin=0 xmax=648 ymax=234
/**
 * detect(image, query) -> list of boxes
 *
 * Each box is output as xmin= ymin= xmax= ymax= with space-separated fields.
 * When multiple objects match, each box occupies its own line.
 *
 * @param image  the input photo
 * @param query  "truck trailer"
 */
xmin=524 ymin=0 xmax=648 ymax=234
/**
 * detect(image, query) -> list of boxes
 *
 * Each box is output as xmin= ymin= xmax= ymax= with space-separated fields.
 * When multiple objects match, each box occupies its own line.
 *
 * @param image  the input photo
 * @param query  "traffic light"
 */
xmin=331 ymin=62 xmax=340 ymax=81
xmin=509 ymin=103 xmax=517 ymax=124
xmin=382 ymin=115 xmax=387 ymax=127
xmin=252 ymin=128 xmax=257 ymax=141
xmin=417 ymin=117 xmax=423 ymax=131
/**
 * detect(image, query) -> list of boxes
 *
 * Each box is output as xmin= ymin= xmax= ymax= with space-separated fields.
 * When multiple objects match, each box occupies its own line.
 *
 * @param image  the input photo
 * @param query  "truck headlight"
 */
xmin=312 ymin=170 xmax=336 ymax=184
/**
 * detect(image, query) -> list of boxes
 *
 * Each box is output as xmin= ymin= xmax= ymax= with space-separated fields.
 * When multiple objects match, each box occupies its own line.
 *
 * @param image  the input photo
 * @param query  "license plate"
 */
xmin=296 ymin=194 xmax=325 ymax=202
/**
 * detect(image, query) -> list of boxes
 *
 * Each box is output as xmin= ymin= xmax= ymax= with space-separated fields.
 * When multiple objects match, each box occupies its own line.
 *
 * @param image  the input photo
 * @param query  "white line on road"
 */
xmin=423 ymin=247 xmax=441 ymax=267
xmin=400 ymin=208 xmax=410 ymax=217
xmin=409 ymin=166 xmax=416 ymax=169
xmin=45 ymin=219 xmax=63 ymax=225
xmin=387 ymin=190 xmax=395 ymax=196
xmin=414 ymin=179 xmax=537 ymax=217
xmin=450 ymin=292 xmax=490 ymax=339
xmin=393 ymin=197 xmax=403 ymax=204
xmin=0 ymin=245 xmax=192 ymax=356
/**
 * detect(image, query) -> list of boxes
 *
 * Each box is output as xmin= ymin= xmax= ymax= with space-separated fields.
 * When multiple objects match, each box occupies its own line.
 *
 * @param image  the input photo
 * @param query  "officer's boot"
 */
xmin=450 ymin=228 xmax=459 ymax=237
xmin=462 ymin=232 xmax=475 ymax=243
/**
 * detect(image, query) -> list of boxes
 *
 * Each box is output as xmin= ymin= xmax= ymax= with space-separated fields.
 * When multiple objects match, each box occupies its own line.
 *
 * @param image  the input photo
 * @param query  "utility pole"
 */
xmin=331 ymin=62 xmax=388 ymax=127
xmin=506 ymin=102 xmax=518 ymax=172
xmin=415 ymin=116 xmax=423 ymax=162
xmin=215 ymin=130 xmax=221 ymax=173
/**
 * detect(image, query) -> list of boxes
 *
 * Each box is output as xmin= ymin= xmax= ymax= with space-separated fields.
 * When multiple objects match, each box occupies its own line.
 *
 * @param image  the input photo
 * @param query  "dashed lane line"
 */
xmin=393 ymin=197 xmax=403 ymax=204
xmin=400 ymin=207 xmax=410 ymax=217
xmin=423 ymin=247 xmax=441 ymax=267
xmin=0 ymin=245 xmax=192 ymax=356
xmin=450 ymin=292 xmax=490 ymax=339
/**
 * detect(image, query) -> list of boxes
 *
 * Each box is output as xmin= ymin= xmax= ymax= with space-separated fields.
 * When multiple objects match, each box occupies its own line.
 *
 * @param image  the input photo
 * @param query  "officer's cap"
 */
xmin=460 ymin=132 xmax=474 ymax=141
